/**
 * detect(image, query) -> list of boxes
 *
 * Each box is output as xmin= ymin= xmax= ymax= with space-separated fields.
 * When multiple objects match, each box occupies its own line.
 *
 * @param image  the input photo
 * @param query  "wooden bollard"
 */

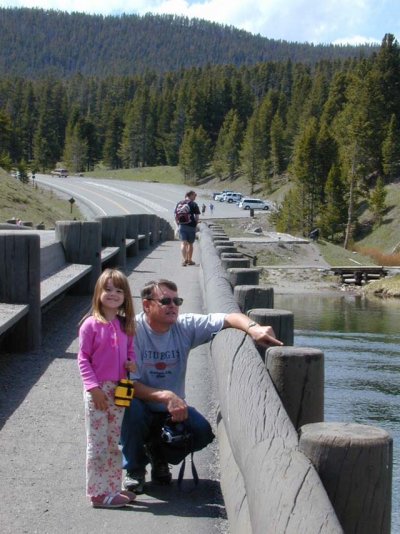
xmin=216 ymin=246 xmax=238 ymax=256
xmin=299 ymin=422 xmax=392 ymax=534
xmin=0 ymin=232 xmax=41 ymax=350
xmin=221 ymin=258 xmax=250 ymax=270
xmin=96 ymin=215 xmax=126 ymax=269
xmin=228 ymin=268 xmax=260 ymax=287
xmin=56 ymin=221 xmax=102 ymax=293
xmin=138 ymin=214 xmax=150 ymax=249
xmin=125 ymin=214 xmax=139 ymax=257
xmin=248 ymin=308 xmax=294 ymax=346
xmin=234 ymin=285 xmax=274 ymax=312
xmin=265 ymin=347 xmax=324 ymax=428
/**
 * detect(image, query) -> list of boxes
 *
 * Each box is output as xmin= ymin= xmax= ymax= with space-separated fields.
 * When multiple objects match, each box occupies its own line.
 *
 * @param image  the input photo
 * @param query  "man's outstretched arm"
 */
xmin=222 ymin=313 xmax=284 ymax=347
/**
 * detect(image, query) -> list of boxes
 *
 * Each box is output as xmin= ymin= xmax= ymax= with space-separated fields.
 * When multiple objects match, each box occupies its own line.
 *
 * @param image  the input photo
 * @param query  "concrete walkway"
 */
xmin=0 ymin=239 xmax=228 ymax=534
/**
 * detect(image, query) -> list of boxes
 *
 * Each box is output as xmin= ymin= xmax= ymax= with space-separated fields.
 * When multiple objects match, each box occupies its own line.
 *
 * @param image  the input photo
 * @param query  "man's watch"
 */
xmin=247 ymin=321 xmax=258 ymax=333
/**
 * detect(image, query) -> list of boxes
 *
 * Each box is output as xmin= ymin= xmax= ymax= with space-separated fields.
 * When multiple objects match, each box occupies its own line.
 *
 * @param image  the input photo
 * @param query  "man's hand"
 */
xmin=247 ymin=324 xmax=284 ymax=347
xmin=165 ymin=392 xmax=188 ymax=422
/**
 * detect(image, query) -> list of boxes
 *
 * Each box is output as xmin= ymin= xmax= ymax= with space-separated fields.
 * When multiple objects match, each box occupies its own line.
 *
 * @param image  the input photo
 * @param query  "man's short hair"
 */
xmin=141 ymin=279 xmax=178 ymax=299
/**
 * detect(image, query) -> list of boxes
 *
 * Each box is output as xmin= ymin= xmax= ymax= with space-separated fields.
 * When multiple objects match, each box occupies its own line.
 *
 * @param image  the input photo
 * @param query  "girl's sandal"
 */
xmin=91 ymin=492 xmax=130 ymax=508
xmin=120 ymin=490 xmax=137 ymax=502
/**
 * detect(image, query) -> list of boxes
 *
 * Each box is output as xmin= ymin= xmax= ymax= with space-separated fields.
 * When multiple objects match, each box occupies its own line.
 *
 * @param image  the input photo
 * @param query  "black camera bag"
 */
xmin=148 ymin=414 xmax=198 ymax=487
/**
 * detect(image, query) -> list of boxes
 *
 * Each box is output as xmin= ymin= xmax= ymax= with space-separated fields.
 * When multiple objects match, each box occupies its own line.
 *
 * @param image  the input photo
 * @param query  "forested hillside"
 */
xmin=0 ymin=7 xmax=377 ymax=78
xmin=0 ymin=9 xmax=399 ymax=248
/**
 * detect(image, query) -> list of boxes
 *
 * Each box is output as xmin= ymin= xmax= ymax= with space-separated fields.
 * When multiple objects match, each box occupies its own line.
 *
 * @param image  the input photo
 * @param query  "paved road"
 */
xmin=0 ymin=239 xmax=229 ymax=534
xmin=34 ymin=174 xmax=251 ymax=223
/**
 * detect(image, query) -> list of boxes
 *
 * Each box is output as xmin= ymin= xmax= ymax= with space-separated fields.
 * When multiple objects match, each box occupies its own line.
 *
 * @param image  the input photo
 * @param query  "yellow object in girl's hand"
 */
xmin=114 ymin=379 xmax=135 ymax=407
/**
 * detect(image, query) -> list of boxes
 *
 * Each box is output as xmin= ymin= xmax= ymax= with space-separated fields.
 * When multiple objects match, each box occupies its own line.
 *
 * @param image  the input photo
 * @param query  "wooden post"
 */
xmin=228 ymin=268 xmax=260 ymax=287
xmin=96 ymin=215 xmax=126 ymax=269
xmin=299 ymin=422 xmax=392 ymax=534
xmin=55 ymin=221 xmax=101 ymax=293
xmin=0 ymin=232 xmax=41 ymax=350
xmin=248 ymin=308 xmax=294 ymax=347
xmin=234 ymin=285 xmax=274 ymax=312
xmin=265 ymin=347 xmax=324 ymax=428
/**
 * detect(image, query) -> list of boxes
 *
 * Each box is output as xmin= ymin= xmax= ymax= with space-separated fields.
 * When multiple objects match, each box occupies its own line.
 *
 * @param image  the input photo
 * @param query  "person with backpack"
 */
xmin=120 ymin=278 xmax=283 ymax=494
xmin=174 ymin=190 xmax=200 ymax=266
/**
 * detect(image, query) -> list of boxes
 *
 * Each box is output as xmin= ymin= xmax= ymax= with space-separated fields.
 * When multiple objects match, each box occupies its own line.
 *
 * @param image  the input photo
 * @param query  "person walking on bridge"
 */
xmin=121 ymin=278 xmax=283 ymax=494
xmin=174 ymin=190 xmax=200 ymax=266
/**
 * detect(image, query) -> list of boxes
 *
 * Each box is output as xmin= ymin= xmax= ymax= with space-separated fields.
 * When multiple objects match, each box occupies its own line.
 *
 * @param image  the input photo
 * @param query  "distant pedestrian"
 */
xmin=78 ymin=268 xmax=137 ymax=509
xmin=209 ymin=202 xmax=214 ymax=215
xmin=174 ymin=190 xmax=200 ymax=266
xmin=201 ymin=203 xmax=206 ymax=215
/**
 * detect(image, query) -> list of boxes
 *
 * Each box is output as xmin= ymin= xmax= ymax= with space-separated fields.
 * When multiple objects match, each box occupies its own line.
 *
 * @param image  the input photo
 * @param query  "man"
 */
xmin=121 ymin=279 xmax=283 ymax=493
xmin=175 ymin=190 xmax=200 ymax=266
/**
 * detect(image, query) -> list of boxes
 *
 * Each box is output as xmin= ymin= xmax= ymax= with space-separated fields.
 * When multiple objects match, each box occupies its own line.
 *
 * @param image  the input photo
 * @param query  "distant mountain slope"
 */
xmin=0 ymin=7 xmax=378 ymax=78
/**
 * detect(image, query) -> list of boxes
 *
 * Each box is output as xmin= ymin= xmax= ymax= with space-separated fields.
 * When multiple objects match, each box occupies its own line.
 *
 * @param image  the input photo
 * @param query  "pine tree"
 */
xmin=179 ymin=126 xmax=211 ymax=183
xmin=291 ymin=116 xmax=320 ymax=235
xmin=382 ymin=114 xmax=400 ymax=180
xmin=240 ymin=112 xmax=263 ymax=193
xmin=63 ymin=122 xmax=88 ymax=173
xmin=369 ymin=176 xmax=387 ymax=227
xmin=212 ymin=109 xmax=242 ymax=178
xmin=319 ymin=164 xmax=347 ymax=241
xmin=103 ymin=111 xmax=124 ymax=169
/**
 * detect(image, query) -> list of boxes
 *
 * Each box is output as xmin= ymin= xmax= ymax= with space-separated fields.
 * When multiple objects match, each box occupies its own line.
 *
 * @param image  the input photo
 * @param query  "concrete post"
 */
xmin=0 ymin=232 xmax=41 ymax=350
xmin=125 ymin=214 xmax=140 ymax=257
xmin=96 ymin=215 xmax=126 ymax=270
xmin=248 ymin=308 xmax=294 ymax=348
xmin=234 ymin=285 xmax=274 ymax=312
xmin=221 ymin=258 xmax=250 ymax=270
xmin=228 ymin=267 xmax=260 ymax=287
xmin=265 ymin=346 xmax=324 ymax=428
xmin=299 ymin=422 xmax=392 ymax=534
xmin=215 ymin=246 xmax=238 ymax=256
xmin=55 ymin=221 xmax=101 ymax=293
xmin=138 ymin=214 xmax=150 ymax=249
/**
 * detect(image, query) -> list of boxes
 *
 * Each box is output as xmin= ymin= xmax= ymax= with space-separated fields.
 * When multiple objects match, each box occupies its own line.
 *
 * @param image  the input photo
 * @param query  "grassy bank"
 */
xmin=0 ymin=170 xmax=83 ymax=228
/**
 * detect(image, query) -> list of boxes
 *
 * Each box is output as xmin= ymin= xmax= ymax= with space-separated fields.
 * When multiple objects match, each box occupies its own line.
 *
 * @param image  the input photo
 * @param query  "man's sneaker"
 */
xmin=123 ymin=471 xmax=146 ymax=494
xmin=150 ymin=457 xmax=172 ymax=485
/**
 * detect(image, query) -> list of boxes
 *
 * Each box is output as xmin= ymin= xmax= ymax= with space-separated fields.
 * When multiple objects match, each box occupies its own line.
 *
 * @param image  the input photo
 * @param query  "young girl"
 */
xmin=78 ymin=268 xmax=137 ymax=509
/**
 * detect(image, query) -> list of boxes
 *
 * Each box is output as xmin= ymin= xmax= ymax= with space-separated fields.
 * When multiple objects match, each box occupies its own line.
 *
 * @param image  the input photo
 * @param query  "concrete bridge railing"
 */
xmin=0 ymin=214 xmax=174 ymax=351
xmin=199 ymin=222 xmax=392 ymax=534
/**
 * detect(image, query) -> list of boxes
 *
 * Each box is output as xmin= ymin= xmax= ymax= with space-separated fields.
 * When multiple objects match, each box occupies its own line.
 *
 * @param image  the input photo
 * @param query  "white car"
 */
xmin=222 ymin=192 xmax=243 ymax=203
xmin=238 ymin=198 xmax=271 ymax=210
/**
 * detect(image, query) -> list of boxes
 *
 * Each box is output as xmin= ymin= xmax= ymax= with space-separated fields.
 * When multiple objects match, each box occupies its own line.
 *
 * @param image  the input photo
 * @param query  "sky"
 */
xmin=1 ymin=0 xmax=398 ymax=45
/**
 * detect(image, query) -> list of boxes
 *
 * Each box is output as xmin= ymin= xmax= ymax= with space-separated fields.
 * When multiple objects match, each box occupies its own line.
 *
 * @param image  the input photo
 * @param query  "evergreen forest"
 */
xmin=0 ymin=8 xmax=399 ymax=246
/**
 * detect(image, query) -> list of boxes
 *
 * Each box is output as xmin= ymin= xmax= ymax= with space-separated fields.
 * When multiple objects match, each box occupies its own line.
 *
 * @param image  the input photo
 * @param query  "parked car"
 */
xmin=212 ymin=189 xmax=234 ymax=200
xmin=238 ymin=198 xmax=271 ymax=210
xmin=222 ymin=192 xmax=243 ymax=203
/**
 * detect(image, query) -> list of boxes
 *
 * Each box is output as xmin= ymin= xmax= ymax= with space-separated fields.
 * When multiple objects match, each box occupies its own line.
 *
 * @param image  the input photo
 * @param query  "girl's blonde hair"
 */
xmin=89 ymin=268 xmax=135 ymax=336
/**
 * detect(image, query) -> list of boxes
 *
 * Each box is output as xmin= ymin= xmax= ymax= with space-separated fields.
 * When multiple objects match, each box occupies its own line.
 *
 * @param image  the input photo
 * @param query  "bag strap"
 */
xmin=177 ymin=451 xmax=199 ymax=489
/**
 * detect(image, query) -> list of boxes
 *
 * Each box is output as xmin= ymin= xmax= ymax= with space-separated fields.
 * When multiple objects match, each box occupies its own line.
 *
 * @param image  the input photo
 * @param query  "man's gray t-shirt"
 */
xmin=133 ymin=311 xmax=226 ymax=410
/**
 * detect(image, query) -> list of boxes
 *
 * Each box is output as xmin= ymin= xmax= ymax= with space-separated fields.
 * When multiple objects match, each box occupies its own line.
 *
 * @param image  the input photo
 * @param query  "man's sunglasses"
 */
xmin=147 ymin=297 xmax=184 ymax=306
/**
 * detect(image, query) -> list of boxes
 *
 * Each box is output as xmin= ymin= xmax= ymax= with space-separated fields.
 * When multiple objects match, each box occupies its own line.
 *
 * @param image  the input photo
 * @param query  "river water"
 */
xmin=275 ymin=292 xmax=400 ymax=533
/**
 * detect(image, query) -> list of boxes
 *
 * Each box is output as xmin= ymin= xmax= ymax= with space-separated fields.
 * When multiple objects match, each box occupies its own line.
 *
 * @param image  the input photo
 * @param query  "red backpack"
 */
xmin=174 ymin=200 xmax=191 ymax=224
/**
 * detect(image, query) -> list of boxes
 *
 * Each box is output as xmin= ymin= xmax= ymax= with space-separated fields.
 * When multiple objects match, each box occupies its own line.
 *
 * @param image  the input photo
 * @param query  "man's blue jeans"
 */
xmin=121 ymin=398 xmax=214 ymax=474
